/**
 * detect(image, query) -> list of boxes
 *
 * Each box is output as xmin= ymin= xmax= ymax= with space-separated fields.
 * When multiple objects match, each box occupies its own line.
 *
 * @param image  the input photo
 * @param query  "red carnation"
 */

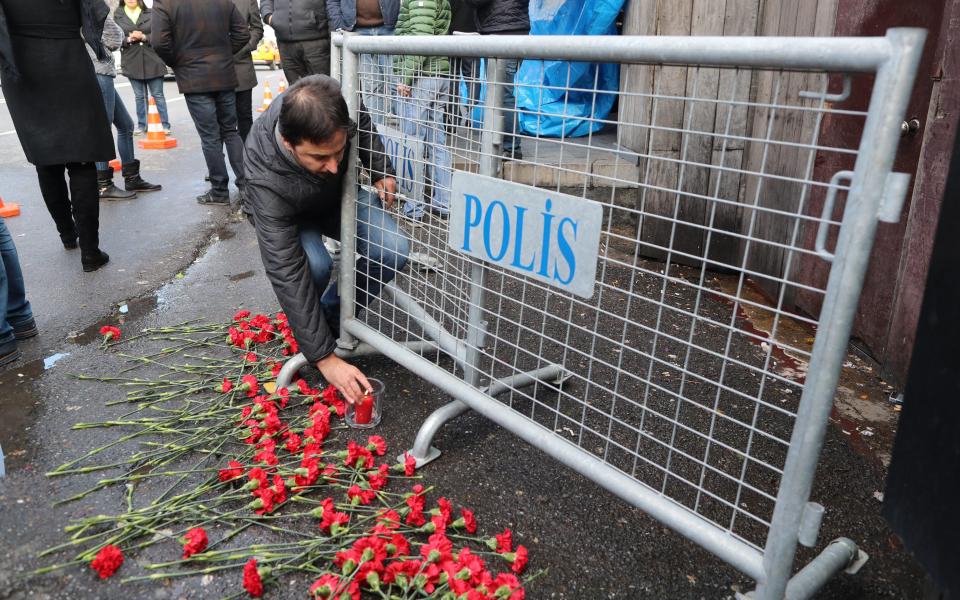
xmin=404 ymin=452 xmax=416 ymax=476
xmin=504 ymin=545 xmax=529 ymax=574
xmin=99 ymin=325 xmax=121 ymax=343
xmin=243 ymin=558 xmax=264 ymax=597
xmin=182 ymin=527 xmax=208 ymax=558
xmin=219 ymin=377 xmax=234 ymax=393
xmin=347 ymin=484 xmax=376 ymax=505
xmin=456 ymin=508 xmax=477 ymax=534
xmin=366 ymin=435 xmax=387 ymax=456
xmin=218 ymin=460 xmax=244 ymax=482
xmin=90 ymin=544 xmax=123 ymax=579
xmin=234 ymin=309 xmax=251 ymax=321
xmin=240 ymin=374 xmax=259 ymax=397
xmin=310 ymin=573 xmax=342 ymax=598
xmin=491 ymin=528 xmax=513 ymax=554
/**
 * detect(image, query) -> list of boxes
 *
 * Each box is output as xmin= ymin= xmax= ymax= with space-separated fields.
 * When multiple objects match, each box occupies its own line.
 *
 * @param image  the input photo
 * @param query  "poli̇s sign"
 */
xmin=448 ymin=172 xmax=602 ymax=299
xmin=378 ymin=125 xmax=424 ymax=206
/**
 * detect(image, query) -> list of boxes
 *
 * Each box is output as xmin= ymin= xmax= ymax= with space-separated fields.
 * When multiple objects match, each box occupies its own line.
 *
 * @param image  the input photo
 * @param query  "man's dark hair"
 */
xmin=278 ymin=75 xmax=353 ymax=146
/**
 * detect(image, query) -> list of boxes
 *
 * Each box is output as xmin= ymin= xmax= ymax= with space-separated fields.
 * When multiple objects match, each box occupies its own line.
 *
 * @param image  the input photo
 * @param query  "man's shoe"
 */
xmin=197 ymin=191 xmax=230 ymax=205
xmin=122 ymin=159 xmax=162 ymax=192
xmin=61 ymin=234 xmax=79 ymax=250
xmin=81 ymin=250 xmax=110 ymax=272
xmin=502 ymin=148 xmax=523 ymax=161
xmin=98 ymin=169 xmax=137 ymax=200
xmin=13 ymin=318 xmax=38 ymax=340
xmin=0 ymin=340 xmax=21 ymax=367
xmin=133 ymin=128 xmax=145 ymax=136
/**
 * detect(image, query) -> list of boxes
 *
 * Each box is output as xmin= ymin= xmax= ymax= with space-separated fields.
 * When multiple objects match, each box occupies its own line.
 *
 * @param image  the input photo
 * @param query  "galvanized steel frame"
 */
xmin=280 ymin=29 xmax=926 ymax=599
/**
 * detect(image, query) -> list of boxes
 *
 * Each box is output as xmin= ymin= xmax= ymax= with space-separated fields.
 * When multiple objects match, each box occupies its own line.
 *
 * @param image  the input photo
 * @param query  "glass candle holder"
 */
xmin=345 ymin=378 xmax=383 ymax=429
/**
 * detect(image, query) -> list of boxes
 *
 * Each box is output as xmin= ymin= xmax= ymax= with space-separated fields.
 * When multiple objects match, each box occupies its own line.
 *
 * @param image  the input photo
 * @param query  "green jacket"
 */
xmin=394 ymin=0 xmax=451 ymax=85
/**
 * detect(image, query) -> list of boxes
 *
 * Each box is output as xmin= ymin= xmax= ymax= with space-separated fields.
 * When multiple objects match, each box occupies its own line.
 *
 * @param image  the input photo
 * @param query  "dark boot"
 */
xmin=36 ymin=164 xmax=79 ymax=248
xmin=97 ymin=169 xmax=136 ymax=200
xmin=67 ymin=163 xmax=109 ymax=272
xmin=122 ymin=160 xmax=161 ymax=192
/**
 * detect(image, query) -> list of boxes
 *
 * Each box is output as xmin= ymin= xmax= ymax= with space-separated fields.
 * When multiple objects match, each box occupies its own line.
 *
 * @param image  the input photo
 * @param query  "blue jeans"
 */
xmin=184 ymin=91 xmax=246 ymax=197
xmin=95 ymin=74 xmax=135 ymax=171
xmin=399 ymin=77 xmax=452 ymax=217
xmin=300 ymin=188 xmax=410 ymax=328
xmin=0 ymin=215 xmax=33 ymax=347
xmin=130 ymin=77 xmax=170 ymax=131
xmin=356 ymin=25 xmax=395 ymax=124
xmin=502 ymin=58 xmax=521 ymax=154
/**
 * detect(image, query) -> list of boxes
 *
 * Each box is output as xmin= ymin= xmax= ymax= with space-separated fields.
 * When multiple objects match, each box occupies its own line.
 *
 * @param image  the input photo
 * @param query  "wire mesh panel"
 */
xmin=333 ymin=32 xmax=924 ymax=599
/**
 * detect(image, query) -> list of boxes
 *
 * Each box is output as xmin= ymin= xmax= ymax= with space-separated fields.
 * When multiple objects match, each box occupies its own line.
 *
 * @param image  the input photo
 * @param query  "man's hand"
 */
xmin=397 ymin=84 xmax=411 ymax=97
xmin=132 ymin=30 xmax=146 ymax=41
xmin=316 ymin=353 xmax=371 ymax=405
xmin=374 ymin=177 xmax=398 ymax=210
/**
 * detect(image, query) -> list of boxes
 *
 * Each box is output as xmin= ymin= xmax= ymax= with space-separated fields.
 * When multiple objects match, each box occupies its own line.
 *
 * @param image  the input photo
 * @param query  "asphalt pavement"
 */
xmin=0 ymin=71 xmax=927 ymax=599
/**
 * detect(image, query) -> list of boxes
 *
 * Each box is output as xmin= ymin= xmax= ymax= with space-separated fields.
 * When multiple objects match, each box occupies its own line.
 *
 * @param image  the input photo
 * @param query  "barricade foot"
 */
xmin=738 ymin=538 xmax=866 ymax=600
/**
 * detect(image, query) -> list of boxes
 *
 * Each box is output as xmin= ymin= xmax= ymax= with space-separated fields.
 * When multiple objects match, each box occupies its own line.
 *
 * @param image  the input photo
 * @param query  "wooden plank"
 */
xmin=706 ymin=0 xmax=761 ymax=269
xmin=639 ymin=0 xmax=694 ymax=261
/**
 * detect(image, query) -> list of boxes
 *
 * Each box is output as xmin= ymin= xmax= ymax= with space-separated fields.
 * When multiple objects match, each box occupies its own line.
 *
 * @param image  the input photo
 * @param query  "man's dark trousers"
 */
xmin=184 ymin=91 xmax=246 ymax=198
xmin=278 ymin=39 xmax=330 ymax=84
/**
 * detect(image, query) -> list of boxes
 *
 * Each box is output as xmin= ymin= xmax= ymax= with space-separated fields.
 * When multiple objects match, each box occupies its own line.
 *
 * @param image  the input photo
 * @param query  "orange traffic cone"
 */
xmin=109 ymin=159 xmax=121 ymax=172
xmin=138 ymin=98 xmax=177 ymax=150
xmin=278 ymin=79 xmax=287 ymax=94
xmin=258 ymin=82 xmax=273 ymax=113
xmin=0 ymin=196 xmax=20 ymax=218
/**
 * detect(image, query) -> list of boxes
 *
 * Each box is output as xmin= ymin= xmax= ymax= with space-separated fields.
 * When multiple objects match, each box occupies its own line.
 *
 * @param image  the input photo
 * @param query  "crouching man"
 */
xmin=243 ymin=75 xmax=409 ymax=404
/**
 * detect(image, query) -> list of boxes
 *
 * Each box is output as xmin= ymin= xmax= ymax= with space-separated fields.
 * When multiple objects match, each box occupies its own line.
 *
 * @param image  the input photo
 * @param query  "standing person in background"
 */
xmin=326 ymin=0 xmax=400 ymax=125
xmin=394 ymin=0 xmax=451 ymax=220
xmin=0 ymin=0 xmax=113 ymax=273
xmin=151 ymin=0 xmax=250 ymax=205
xmin=90 ymin=1 xmax=162 ymax=200
xmin=447 ymin=0 xmax=477 ymax=128
xmin=231 ymin=0 xmax=264 ymax=142
xmin=464 ymin=0 xmax=528 ymax=160
xmin=0 ymin=214 xmax=37 ymax=367
xmin=115 ymin=0 xmax=172 ymax=136
xmin=260 ymin=0 xmax=330 ymax=84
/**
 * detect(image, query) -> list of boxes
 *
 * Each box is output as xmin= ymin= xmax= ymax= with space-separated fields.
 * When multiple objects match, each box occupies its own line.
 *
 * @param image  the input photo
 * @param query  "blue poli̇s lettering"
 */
xmin=510 ymin=206 xmax=536 ymax=272
xmin=483 ymin=200 xmax=510 ymax=261
xmin=554 ymin=217 xmax=578 ymax=284
xmin=537 ymin=199 xmax=555 ymax=277
xmin=462 ymin=194 xmax=483 ymax=252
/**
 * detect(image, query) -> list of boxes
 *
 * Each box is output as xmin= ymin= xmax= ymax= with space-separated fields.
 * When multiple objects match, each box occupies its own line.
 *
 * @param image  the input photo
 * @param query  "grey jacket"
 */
xmin=231 ymin=0 xmax=263 ymax=92
xmin=243 ymin=91 xmax=394 ymax=363
xmin=87 ymin=13 xmax=124 ymax=77
xmin=464 ymin=0 xmax=528 ymax=34
xmin=326 ymin=0 xmax=400 ymax=31
xmin=260 ymin=0 xmax=329 ymax=42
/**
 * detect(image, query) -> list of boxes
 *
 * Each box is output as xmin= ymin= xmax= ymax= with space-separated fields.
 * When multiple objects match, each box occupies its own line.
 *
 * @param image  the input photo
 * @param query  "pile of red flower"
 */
xmin=74 ymin=311 xmax=534 ymax=599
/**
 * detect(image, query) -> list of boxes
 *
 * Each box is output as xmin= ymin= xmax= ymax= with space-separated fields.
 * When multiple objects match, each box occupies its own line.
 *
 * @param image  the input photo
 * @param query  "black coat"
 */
xmin=464 ymin=0 xmax=528 ymax=34
xmin=114 ymin=5 xmax=169 ymax=81
xmin=243 ymin=90 xmax=394 ymax=362
xmin=231 ymin=0 xmax=264 ymax=92
xmin=0 ymin=0 xmax=114 ymax=166
xmin=260 ymin=0 xmax=329 ymax=42
xmin=151 ymin=0 xmax=250 ymax=94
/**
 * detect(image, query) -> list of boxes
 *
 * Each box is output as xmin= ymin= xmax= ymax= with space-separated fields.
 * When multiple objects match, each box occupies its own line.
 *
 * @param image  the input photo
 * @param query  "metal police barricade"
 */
xmin=276 ymin=30 xmax=925 ymax=599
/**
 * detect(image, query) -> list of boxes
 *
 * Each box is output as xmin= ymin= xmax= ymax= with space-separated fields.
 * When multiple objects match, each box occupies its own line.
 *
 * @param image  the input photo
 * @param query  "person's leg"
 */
xmin=214 ymin=91 xmax=245 ymax=189
xmin=501 ymin=58 xmax=521 ymax=158
xmin=0 ymin=216 xmax=19 ymax=363
xmin=130 ymin=78 xmax=148 ymax=132
xmin=300 ymin=224 xmax=339 ymax=332
xmin=0 ymin=215 xmax=33 ymax=333
xmin=35 ymin=164 xmax=77 ymax=247
xmin=112 ymin=85 xmax=137 ymax=166
xmin=421 ymin=78 xmax=452 ymax=213
xmin=399 ymin=89 xmax=425 ymax=219
xmin=66 ymin=162 xmax=109 ymax=271
xmin=301 ymin=38 xmax=331 ymax=78
xmin=277 ymin=41 xmax=307 ymax=85
xmin=184 ymin=93 xmax=230 ymax=199
xmin=235 ymin=89 xmax=254 ymax=142
xmin=94 ymin=74 xmax=116 ymax=173
xmin=353 ymin=188 xmax=410 ymax=308
xmin=147 ymin=77 xmax=171 ymax=130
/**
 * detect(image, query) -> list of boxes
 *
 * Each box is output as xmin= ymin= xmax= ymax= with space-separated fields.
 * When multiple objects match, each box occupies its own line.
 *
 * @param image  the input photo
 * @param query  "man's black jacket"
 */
xmin=243 ymin=91 xmax=393 ymax=363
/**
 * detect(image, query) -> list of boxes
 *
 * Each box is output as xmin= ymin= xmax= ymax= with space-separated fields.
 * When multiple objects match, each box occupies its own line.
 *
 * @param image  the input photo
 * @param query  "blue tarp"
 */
xmin=515 ymin=0 xmax=625 ymax=138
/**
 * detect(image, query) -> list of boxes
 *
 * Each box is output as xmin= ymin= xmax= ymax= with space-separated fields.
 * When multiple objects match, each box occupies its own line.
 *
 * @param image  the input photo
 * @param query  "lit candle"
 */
xmin=354 ymin=393 xmax=373 ymax=425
